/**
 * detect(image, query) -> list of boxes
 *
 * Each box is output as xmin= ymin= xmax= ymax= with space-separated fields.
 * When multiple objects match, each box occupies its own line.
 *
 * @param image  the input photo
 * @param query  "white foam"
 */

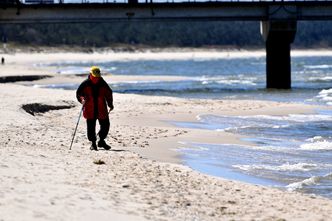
xmin=305 ymin=64 xmax=332 ymax=69
xmin=289 ymin=114 xmax=332 ymax=122
xmin=272 ymin=125 xmax=289 ymax=129
xmin=194 ymin=76 xmax=257 ymax=86
xmin=318 ymin=88 xmax=332 ymax=95
xmin=216 ymin=79 xmax=256 ymax=86
xmin=233 ymin=163 xmax=318 ymax=172
xmin=306 ymin=136 xmax=324 ymax=142
xmin=287 ymin=176 xmax=321 ymax=191
xmin=309 ymin=76 xmax=332 ymax=82
xmin=239 ymin=114 xmax=332 ymax=123
xmin=56 ymin=67 xmax=88 ymax=75
xmin=246 ymin=145 xmax=287 ymax=152
xmin=33 ymin=83 xmax=76 ymax=89
xmin=291 ymin=50 xmax=332 ymax=57
xmin=287 ymin=173 xmax=332 ymax=191
xmin=277 ymin=163 xmax=318 ymax=172
xmin=317 ymin=89 xmax=332 ymax=105
xmin=177 ymin=142 xmax=209 ymax=151
xmin=300 ymin=141 xmax=332 ymax=151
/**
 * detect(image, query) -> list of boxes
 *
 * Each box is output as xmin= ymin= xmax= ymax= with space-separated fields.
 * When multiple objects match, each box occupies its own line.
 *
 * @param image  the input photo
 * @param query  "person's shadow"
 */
xmin=99 ymin=149 xmax=126 ymax=152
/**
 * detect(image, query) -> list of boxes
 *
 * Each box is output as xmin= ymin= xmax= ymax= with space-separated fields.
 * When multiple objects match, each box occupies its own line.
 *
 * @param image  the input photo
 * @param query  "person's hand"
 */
xmin=80 ymin=96 xmax=85 ymax=105
xmin=109 ymin=104 xmax=114 ymax=111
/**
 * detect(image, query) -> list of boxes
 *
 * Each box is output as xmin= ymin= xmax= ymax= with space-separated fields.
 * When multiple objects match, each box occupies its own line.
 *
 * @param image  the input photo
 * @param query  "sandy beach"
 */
xmin=1 ymin=51 xmax=332 ymax=221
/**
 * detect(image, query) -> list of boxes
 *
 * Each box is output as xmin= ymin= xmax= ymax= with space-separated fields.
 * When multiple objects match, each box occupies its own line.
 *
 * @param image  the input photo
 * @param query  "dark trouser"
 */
xmin=86 ymin=118 xmax=110 ymax=142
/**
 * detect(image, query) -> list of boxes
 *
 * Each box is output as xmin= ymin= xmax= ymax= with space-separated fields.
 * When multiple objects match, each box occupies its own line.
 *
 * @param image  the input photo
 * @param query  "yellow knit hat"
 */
xmin=90 ymin=66 xmax=101 ymax=77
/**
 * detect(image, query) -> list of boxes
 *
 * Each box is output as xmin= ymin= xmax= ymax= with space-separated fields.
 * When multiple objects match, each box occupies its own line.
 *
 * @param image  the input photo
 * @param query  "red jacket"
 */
xmin=76 ymin=76 xmax=113 ymax=120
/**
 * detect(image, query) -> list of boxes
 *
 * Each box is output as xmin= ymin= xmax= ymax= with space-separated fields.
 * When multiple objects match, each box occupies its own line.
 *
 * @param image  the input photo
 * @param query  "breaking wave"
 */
xmin=316 ymin=88 xmax=332 ymax=106
xmin=304 ymin=64 xmax=332 ymax=69
xmin=233 ymin=163 xmax=319 ymax=172
xmin=287 ymin=173 xmax=332 ymax=191
xmin=300 ymin=140 xmax=332 ymax=151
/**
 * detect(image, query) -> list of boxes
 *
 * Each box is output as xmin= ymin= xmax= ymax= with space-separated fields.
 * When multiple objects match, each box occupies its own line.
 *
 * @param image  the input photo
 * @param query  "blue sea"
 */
xmin=36 ymin=51 xmax=332 ymax=198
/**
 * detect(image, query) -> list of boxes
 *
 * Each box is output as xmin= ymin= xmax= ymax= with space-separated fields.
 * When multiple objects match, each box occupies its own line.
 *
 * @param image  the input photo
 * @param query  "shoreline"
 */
xmin=1 ymin=52 xmax=332 ymax=220
xmin=1 ymin=47 xmax=332 ymax=65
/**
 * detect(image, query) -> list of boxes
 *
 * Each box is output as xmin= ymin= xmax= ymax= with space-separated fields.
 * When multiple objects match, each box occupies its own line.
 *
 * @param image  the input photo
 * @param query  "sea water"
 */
xmin=172 ymin=112 xmax=332 ymax=198
xmin=36 ymin=52 xmax=332 ymax=198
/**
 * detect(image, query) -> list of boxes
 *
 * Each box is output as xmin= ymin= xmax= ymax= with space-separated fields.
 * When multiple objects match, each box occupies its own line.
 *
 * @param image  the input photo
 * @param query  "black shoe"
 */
xmin=98 ymin=139 xmax=111 ymax=150
xmin=90 ymin=142 xmax=98 ymax=151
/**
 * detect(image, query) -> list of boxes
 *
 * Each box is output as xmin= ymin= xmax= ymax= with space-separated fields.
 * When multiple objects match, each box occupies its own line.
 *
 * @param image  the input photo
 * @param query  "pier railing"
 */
xmin=2 ymin=0 xmax=332 ymax=89
xmin=1 ymin=0 xmax=331 ymax=4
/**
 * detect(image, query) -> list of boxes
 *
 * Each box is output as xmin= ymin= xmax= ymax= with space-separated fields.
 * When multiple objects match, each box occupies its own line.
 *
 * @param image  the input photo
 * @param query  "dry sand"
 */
xmin=1 ymin=51 xmax=332 ymax=221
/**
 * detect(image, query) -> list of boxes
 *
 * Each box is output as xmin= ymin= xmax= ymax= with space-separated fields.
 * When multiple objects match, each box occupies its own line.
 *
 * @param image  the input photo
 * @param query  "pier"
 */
xmin=1 ymin=0 xmax=332 ymax=88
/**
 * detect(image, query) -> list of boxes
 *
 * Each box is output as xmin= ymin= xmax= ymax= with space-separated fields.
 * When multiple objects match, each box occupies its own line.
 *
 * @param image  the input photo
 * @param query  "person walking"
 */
xmin=76 ymin=66 xmax=114 ymax=151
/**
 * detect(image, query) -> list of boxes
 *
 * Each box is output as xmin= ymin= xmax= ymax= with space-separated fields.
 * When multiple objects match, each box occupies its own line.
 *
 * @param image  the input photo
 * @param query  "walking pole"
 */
xmin=69 ymin=105 xmax=84 ymax=150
